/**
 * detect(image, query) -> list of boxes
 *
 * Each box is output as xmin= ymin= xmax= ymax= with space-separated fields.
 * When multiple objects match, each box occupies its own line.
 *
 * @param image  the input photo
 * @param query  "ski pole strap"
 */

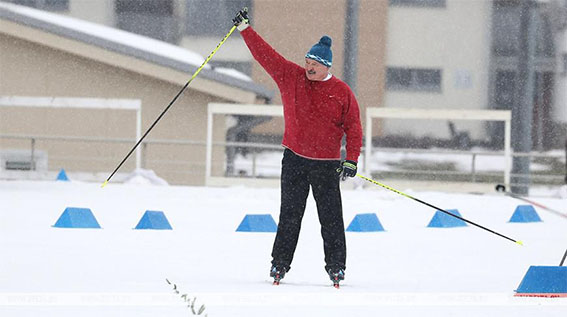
xmin=343 ymin=161 xmax=356 ymax=170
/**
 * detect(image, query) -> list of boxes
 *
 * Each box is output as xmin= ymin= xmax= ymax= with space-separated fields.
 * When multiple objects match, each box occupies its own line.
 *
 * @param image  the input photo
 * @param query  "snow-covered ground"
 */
xmin=233 ymin=149 xmax=566 ymax=179
xmin=1 ymin=178 xmax=567 ymax=316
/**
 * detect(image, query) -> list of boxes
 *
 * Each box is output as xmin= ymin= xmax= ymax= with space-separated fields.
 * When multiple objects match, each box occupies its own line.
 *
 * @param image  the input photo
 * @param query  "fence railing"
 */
xmin=223 ymin=143 xmax=565 ymax=187
xmin=1 ymin=133 xmax=564 ymax=188
xmin=0 ymin=134 xmax=206 ymax=181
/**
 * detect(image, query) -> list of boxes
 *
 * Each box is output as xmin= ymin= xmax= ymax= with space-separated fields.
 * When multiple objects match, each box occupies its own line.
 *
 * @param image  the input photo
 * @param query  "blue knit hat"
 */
xmin=305 ymin=36 xmax=333 ymax=67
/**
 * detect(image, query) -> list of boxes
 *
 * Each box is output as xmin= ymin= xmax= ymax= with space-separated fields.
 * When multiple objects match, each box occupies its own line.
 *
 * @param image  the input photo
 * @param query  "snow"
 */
xmin=122 ymin=169 xmax=169 ymax=186
xmin=1 ymin=178 xmax=566 ymax=316
xmin=0 ymin=2 xmax=204 ymax=67
xmin=0 ymin=2 xmax=251 ymax=81
xmin=234 ymin=148 xmax=565 ymax=180
xmin=213 ymin=67 xmax=252 ymax=82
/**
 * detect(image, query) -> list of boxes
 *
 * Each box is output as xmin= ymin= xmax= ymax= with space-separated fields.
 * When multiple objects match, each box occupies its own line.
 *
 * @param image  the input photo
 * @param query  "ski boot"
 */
xmin=270 ymin=265 xmax=288 ymax=285
xmin=327 ymin=268 xmax=345 ymax=289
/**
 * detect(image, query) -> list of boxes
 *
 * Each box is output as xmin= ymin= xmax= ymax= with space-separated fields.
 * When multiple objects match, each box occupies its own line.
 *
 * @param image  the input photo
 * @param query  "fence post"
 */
xmin=141 ymin=142 xmax=147 ymax=169
xmin=471 ymin=153 xmax=477 ymax=182
xmin=30 ymin=138 xmax=36 ymax=171
xmin=252 ymin=151 xmax=257 ymax=177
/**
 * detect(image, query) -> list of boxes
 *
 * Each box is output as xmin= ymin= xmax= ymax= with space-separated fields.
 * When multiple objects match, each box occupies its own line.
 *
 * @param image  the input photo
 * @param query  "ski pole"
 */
xmin=560 ymin=249 xmax=567 ymax=266
xmin=356 ymin=174 xmax=523 ymax=246
xmin=101 ymin=24 xmax=238 ymax=188
xmin=495 ymin=184 xmax=567 ymax=220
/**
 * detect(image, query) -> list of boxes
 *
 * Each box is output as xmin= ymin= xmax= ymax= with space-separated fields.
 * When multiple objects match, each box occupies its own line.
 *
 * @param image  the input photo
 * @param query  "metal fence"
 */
xmin=2 ymin=133 xmax=563 ymax=189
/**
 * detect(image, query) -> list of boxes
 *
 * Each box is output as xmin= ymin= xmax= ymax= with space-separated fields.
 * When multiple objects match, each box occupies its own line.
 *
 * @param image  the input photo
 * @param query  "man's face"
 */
xmin=305 ymin=58 xmax=329 ymax=81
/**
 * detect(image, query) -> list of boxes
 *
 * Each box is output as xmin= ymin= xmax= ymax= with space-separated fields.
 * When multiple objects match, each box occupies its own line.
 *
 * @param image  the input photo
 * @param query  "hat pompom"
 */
xmin=305 ymin=35 xmax=333 ymax=67
xmin=319 ymin=36 xmax=332 ymax=47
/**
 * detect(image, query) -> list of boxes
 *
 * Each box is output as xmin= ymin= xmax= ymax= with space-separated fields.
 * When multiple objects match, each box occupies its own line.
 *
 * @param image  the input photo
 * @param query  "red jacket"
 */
xmin=241 ymin=27 xmax=363 ymax=162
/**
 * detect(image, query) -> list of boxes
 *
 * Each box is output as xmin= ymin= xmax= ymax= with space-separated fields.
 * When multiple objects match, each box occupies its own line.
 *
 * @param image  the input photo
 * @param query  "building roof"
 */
xmin=0 ymin=2 xmax=274 ymax=102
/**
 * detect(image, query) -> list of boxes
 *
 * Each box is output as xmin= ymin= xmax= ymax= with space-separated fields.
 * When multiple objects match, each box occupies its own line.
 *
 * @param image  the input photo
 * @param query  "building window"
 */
xmin=389 ymin=0 xmax=446 ymax=8
xmin=386 ymin=67 xmax=442 ymax=92
xmin=492 ymin=0 xmax=555 ymax=58
xmin=4 ymin=0 xmax=68 ymax=11
xmin=492 ymin=3 xmax=521 ymax=57
xmin=185 ymin=0 xmax=252 ymax=36
xmin=115 ymin=0 xmax=179 ymax=43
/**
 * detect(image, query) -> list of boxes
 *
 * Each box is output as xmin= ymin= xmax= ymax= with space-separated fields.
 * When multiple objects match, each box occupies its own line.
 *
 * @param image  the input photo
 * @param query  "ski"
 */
xmin=272 ymin=274 xmax=282 ymax=286
xmin=269 ymin=267 xmax=344 ymax=287
xmin=270 ymin=279 xmax=341 ymax=288
xmin=495 ymin=184 xmax=567 ymax=219
xmin=270 ymin=266 xmax=287 ymax=286
xmin=328 ymin=268 xmax=345 ymax=289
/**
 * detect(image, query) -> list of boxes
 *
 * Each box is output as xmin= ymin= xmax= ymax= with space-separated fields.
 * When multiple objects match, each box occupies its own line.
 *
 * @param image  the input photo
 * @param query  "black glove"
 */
xmin=232 ymin=8 xmax=249 ymax=27
xmin=340 ymin=160 xmax=357 ymax=181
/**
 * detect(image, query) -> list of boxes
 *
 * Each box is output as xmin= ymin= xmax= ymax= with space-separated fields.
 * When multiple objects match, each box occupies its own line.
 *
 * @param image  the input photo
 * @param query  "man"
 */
xmin=233 ymin=9 xmax=363 ymax=287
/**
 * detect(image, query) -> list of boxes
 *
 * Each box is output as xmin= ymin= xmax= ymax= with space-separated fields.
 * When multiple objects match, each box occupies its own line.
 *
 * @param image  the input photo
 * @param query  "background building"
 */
xmin=1 ymin=0 xmax=565 ymax=188
xmin=4 ymin=0 xmax=564 ymax=146
xmin=0 ymin=2 xmax=272 ymax=185
xmin=384 ymin=0 xmax=493 ymax=144
xmin=550 ymin=0 xmax=567 ymax=129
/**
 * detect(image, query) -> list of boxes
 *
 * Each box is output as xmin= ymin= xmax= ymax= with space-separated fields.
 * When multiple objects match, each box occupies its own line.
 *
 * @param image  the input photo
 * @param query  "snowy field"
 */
xmin=233 ymin=149 xmax=566 ymax=178
xmin=1 ymin=178 xmax=567 ymax=317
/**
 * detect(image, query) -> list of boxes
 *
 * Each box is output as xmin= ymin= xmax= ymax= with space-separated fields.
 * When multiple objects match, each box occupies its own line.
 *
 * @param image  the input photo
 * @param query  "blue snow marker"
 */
xmin=56 ymin=168 xmax=69 ymax=181
xmin=53 ymin=207 xmax=101 ymax=228
xmin=346 ymin=213 xmax=385 ymax=232
xmin=134 ymin=210 xmax=173 ymax=230
xmin=236 ymin=214 xmax=277 ymax=232
xmin=427 ymin=209 xmax=467 ymax=228
xmin=509 ymin=205 xmax=542 ymax=223
xmin=515 ymin=266 xmax=567 ymax=297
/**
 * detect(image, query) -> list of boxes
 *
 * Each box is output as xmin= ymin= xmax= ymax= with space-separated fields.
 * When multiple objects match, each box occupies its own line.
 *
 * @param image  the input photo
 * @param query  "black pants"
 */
xmin=271 ymin=149 xmax=346 ymax=272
